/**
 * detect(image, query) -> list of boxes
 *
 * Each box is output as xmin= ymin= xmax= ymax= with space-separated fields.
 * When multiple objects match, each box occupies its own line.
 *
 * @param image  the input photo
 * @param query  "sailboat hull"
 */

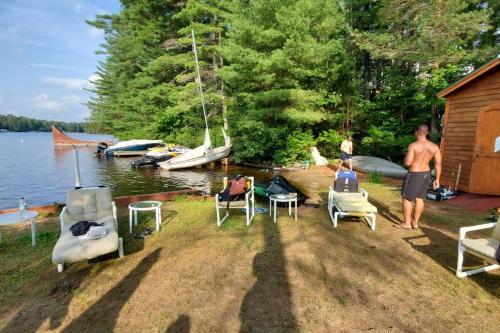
xmin=158 ymin=145 xmax=231 ymax=170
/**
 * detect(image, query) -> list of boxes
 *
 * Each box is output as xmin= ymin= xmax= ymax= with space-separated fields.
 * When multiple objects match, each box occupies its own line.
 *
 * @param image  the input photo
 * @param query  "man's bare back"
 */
xmin=405 ymin=139 xmax=440 ymax=172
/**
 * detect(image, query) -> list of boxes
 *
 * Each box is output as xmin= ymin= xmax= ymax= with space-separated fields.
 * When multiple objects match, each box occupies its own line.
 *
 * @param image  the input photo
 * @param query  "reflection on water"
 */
xmin=0 ymin=132 xmax=269 ymax=209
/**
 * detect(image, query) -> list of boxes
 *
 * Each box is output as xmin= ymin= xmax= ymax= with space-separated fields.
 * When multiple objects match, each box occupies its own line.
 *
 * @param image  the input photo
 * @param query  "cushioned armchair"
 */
xmin=457 ymin=218 xmax=500 ymax=277
xmin=215 ymin=176 xmax=255 ymax=226
xmin=52 ymin=187 xmax=124 ymax=272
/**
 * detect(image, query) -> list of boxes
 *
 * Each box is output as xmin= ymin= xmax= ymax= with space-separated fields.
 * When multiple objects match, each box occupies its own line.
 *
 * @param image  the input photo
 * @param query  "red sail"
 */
xmin=52 ymin=125 xmax=103 ymax=146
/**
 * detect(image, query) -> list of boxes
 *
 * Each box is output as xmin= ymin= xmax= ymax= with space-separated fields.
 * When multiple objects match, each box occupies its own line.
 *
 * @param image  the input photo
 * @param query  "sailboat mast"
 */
xmin=191 ymin=29 xmax=209 ymax=131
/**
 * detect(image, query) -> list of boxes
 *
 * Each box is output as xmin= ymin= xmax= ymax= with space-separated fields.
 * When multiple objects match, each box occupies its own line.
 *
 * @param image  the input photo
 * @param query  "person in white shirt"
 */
xmin=337 ymin=136 xmax=353 ymax=171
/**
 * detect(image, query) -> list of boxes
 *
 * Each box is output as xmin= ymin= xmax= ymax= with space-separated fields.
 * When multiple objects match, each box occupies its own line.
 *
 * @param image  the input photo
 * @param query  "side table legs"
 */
xmin=269 ymin=198 xmax=298 ymax=223
xmin=155 ymin=207 xmax=161 ymax=232
xmin=129 ymin=209 xmax=133 ymax=234
xmin=295 ymin=198 xmax=297 ymax=221
xmin=31 ymin=218 xmax=36 ymax=247
xmin=274 ymin=200 xmax=277 ymax=223
xmin=129 ymin=206 xmax=162 ymax=234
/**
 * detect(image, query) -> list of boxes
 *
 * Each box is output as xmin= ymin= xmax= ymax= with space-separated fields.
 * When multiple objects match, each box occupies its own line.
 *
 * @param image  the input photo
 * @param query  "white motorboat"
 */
xmin=159 ymin=29 xmax=231 ymax=171
xmin=102 ymin=140 xmax=165 ymax=155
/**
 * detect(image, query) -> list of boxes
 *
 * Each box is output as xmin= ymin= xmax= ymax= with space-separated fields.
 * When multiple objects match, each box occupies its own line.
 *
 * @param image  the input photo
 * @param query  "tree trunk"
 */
xmin=430 ymin=104 xmax=439 ymax=142
xmin=218 ymin=30 xmax=228 ymax=131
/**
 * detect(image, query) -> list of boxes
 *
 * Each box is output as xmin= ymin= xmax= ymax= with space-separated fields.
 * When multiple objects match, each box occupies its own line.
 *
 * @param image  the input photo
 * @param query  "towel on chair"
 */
xmin=70 ymin=221 xmax=103 ymax=236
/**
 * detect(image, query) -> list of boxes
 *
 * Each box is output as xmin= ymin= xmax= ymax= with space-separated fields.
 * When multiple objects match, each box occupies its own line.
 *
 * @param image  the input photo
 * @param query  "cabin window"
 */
xmin=495 ymin=136 xmax=500 ymax=153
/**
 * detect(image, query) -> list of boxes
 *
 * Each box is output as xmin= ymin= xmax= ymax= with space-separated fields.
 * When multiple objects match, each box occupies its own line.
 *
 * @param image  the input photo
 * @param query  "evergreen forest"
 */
xmin=87 ymin=0 xmax=499 ymax=163
xmin=0 ymin=114 xmax=85 ymax=133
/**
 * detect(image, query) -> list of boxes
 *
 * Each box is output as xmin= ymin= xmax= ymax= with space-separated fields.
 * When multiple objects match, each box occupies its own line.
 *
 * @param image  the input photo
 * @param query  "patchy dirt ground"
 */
xmin=0 ymin=167 xmax=498 ymax=332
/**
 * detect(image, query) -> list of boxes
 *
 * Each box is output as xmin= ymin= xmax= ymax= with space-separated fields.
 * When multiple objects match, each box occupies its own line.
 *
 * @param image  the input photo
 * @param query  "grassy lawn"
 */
xmin=0 ymin=169 xmax=498 ymax=332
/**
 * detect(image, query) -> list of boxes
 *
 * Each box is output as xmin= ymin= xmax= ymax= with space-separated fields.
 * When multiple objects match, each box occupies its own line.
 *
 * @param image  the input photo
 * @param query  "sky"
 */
xmin=0 ymin=0 xmax=121 ymax=122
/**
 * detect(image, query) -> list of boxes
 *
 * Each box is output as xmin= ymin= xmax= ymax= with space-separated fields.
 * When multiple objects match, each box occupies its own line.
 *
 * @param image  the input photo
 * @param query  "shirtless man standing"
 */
xmin=338 ymin=136 xmax=353 ymax=171
xmin=398 ymin=124 xmax=441 ymax=230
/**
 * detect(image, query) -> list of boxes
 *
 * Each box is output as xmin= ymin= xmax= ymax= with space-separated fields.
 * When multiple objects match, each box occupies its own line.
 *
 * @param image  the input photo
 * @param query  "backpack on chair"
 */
xmin=334 ymin=177 xmax=359 ymax=193
xmin=218 ymin=175 xmax=248 ymax=210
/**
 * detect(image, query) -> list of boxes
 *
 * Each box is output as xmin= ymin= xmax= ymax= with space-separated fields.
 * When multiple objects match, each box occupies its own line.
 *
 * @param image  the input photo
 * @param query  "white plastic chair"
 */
xmin=456 ymin=218 xmax=500 ymax=277
xmin=215 ymin=176 xmax=255 ymax=226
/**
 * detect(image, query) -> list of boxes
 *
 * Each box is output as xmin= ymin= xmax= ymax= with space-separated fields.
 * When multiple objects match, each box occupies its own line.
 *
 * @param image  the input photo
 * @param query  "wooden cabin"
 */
xmin=437 ymin=56 xmax=500 ymax=195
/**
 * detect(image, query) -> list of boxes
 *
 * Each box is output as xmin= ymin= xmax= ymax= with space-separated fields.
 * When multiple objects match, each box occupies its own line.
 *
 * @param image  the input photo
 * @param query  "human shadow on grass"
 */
xmin=60 ymin=248 xmax=162 ymax=332
xmin=165 ymin=314 xmax=190 ymax=333
xmin=369 ymin=197 xmax=403 ymax=225
xmin=289 ymin=209 xmax=421 ymax=331
xmin=403 ymin=227 xmax=499 ymax=297
xmin=239 ymin=219 xmax=298 ymax=333
xmin=0 ymin=268 xmax=91 ymax=333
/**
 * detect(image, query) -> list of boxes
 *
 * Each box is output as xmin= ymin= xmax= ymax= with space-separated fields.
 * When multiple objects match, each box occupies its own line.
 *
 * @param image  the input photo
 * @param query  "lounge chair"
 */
xmin=327 ymin=172 xmax=377 ymax=230
xmin=215 ymin=176 xmax=255 ymax=226
xmin=52 ymin=187 xmax=124 ymax=272
xmin=456 ymin=218 xmax=499 ymax=277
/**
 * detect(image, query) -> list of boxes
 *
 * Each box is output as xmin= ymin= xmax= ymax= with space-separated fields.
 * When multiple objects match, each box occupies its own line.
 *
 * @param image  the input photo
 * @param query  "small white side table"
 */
xmin=128 ymin=201 xmax=162 ymax=234
xmin=269 ymin=194 xmax=298 ymax=223
xmin=0 ymin=210 xmax=39 ymax=247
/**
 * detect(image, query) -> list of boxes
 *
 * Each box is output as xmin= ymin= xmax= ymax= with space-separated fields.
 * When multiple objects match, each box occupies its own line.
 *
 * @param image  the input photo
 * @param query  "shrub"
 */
xmin=274 ymin=130 xmax=317 ymax=165
xmin=368 ymin=171 xmax=384 ymax=184
xmin=317 ymin=129 xmax=344 ymax=158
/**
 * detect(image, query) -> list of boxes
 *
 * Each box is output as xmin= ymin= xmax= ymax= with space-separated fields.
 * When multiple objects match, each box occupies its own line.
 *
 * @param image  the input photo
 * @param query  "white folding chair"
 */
xmin=215 ymin=176 xmax=255 ymax=226
xmin=456 ymin=218 xmax=500 ymax=277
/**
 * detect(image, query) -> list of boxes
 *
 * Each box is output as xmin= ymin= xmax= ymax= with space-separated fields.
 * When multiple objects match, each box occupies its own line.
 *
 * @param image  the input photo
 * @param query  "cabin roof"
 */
xmin=437 ymin=55 xmax=500 ymax=98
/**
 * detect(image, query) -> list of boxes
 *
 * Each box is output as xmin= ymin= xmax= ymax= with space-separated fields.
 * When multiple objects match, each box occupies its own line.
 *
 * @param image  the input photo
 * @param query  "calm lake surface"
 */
xmin=0 ymin=132 xmax=269 ymax=209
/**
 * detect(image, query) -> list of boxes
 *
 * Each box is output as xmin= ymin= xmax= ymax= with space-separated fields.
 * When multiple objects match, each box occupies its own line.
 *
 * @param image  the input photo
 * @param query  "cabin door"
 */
xmin=470 ymin=102 xmax=500 ymax=195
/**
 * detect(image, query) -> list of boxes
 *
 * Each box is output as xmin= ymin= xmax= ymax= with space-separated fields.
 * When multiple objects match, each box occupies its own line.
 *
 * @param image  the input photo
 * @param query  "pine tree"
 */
xmin=354 ymin=0 xmax=491 ymax=69
xmin=156 ymin=0 xmax=230 ymax=147
xmin=221 ymin=0 xmax=348 ymax=162
xmin=87 ymin=1 xmax=180 ymax=139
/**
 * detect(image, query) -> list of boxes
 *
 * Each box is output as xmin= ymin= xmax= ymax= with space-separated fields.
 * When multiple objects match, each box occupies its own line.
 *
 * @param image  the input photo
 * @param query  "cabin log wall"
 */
xmin=440 ymin=67 xmax=500 ymax=192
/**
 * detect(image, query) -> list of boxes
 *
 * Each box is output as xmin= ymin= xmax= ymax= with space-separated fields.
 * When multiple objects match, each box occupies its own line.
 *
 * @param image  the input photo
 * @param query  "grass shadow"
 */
xmin=239 ymin=219 xmax=298 ymax=333
xmin=369 ymin=197 xmax=403 ymax=225
xmin=403 ymin=227 xmax=499 ymax=297
xmin=0 ymin=268 xmax=91 ymax=333
xmin=165 ymin=314 xmax=190 ymax=333
xmin=116 ymin=208 xmax=178 ymax=256
xmin=60 ymin=248 xmax=162 ymax=332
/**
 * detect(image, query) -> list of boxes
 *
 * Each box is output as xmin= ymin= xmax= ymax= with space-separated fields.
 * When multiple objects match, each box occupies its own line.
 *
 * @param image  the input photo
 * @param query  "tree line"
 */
xmin=87 ymin=0 xmax=499 ymax=163
xmin=0 ymin=114 xmax=86 ymax=133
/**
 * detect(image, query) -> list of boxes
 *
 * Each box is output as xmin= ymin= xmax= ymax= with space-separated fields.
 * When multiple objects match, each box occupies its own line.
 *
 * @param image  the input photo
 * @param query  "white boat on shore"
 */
xmin=352 ymin=155 xmax=408 ymax=179
xmin=158 ymin=129 xmax=231 ymax=170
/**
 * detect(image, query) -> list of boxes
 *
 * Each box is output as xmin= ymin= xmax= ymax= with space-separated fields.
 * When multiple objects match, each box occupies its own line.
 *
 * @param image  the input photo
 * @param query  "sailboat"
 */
xmin=158 ymin=30 xmax=231 ymax=171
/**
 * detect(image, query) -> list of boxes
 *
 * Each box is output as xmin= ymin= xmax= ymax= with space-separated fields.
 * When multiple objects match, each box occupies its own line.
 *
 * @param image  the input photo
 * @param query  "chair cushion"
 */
xmin=52 ymin=215 xmax=118 ymax=264
xmin=333 ymin=192 xmax=377 ymax=213
xmin=332 ymin=192 xmax=365 ymax=201
xmin=491 ymin=222 xmax=500 ymax=240
xmin=462 ymin=238 xmax=499 ymax=260
xmin=66 ymin=187 xmax=113 ymax=222
xmin=217 ymin=200 xmax=247 ymax=208
xmin=335 ymin=200 xmax=378 ymax=214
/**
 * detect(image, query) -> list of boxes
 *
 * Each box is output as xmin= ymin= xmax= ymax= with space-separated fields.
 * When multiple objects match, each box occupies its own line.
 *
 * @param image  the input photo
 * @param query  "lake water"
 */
xmin=0 ymin=132 xmax=269 ymax=210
